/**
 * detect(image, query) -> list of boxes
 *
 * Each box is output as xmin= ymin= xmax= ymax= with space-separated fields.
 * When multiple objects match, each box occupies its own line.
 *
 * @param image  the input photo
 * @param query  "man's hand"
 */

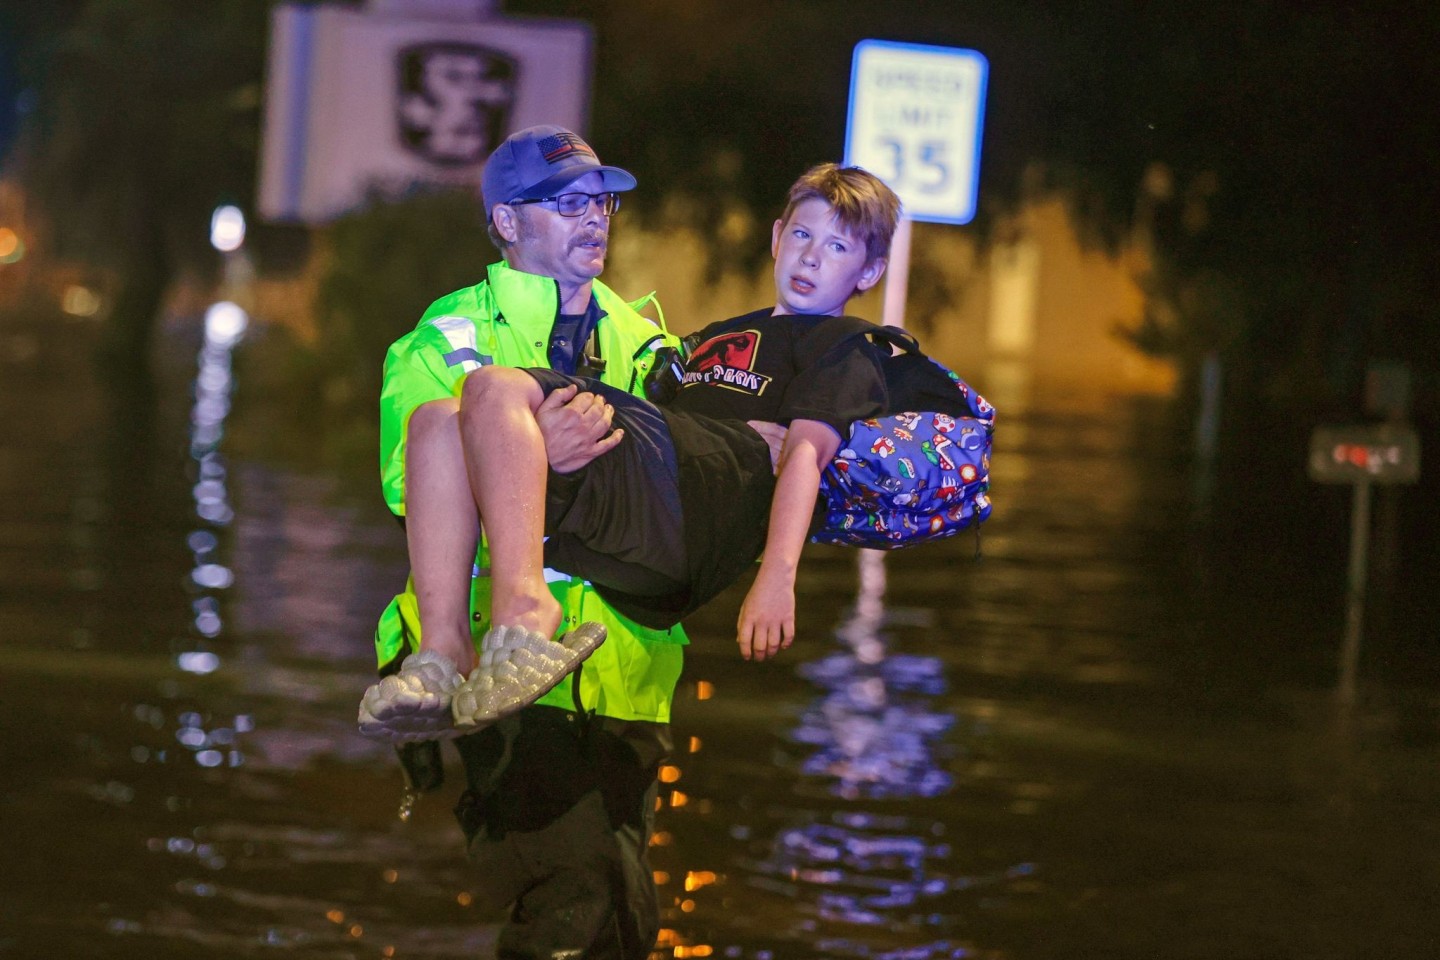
xmin=537 ymin=384 xmax=624 ymax=473
xmin=746 ymin=420 xmax=789 ymax=474
xmin=736 ymin=570 xmax=795 ymax=662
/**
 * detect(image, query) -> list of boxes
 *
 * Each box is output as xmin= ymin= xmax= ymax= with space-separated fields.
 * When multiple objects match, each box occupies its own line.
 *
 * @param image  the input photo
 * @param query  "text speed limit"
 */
xmin=845 ymin=40 xmax=988 ymax=225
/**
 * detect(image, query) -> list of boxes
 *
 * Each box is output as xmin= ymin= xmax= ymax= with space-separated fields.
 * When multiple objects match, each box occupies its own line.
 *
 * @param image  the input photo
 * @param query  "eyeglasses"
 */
xmin=508 ymin=192 xmax=621 ymax=218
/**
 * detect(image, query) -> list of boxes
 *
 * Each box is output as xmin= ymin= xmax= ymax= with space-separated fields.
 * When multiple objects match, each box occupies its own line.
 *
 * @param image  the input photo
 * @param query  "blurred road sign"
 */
xmin=845 ymin=40 xmax=988 ymax=225
xmin=1308 ymin=420 xmax=1420 ymax=703
xmin=259 ymin=4 xmax=592 ymax=223
xmin=1308 ymin=423 xmax=1421 ymax=485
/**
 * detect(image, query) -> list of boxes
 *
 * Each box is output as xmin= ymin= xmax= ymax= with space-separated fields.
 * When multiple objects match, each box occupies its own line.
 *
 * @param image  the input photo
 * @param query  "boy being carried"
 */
xmin=361 ymin=163 xmax=900 ymax=742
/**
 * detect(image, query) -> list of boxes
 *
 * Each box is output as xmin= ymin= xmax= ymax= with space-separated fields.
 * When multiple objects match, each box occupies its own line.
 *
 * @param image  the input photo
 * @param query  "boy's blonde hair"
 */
xmin=780 ymin=164 xmax=902 ymax=263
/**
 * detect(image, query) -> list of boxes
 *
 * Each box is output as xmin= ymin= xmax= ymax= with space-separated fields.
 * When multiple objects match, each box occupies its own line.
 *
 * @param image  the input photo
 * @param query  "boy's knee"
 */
xmin=408 ymin=397 xmax=460 ymax=440
xmin=460 ymin=365 xmax=532 ymax=407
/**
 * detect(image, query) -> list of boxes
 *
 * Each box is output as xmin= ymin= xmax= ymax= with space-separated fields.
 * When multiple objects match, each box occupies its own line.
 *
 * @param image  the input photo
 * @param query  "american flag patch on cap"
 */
xmin=538 ymin=131 xmax=596 ymax=164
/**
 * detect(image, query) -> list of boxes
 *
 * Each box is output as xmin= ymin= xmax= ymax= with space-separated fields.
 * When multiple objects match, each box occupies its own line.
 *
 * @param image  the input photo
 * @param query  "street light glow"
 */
xmin=0 ymin=227 xmax=23 ymax=263
xmin=204 ymin=300 xmax=248 ymax=347
xmin=210 ymin=204 xmax=247 ymax=252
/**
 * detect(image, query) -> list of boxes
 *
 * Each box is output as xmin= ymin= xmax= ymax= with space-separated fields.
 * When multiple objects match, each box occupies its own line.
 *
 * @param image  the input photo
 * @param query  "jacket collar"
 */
xmin=487 ymin=260 xmax=615 ymax=336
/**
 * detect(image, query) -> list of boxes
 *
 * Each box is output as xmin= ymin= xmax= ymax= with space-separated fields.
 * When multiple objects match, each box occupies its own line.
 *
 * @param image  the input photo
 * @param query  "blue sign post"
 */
xmin=844 ymin=39 xmax=988 ymax=335
xmin=845 ymin=40 xmax=989 ymax=226
xmin=844 ymin=41 xmax=987 ymax=591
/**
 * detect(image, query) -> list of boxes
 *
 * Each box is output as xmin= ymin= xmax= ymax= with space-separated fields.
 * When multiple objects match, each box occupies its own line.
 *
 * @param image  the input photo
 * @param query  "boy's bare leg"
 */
xmin=356 ymin=397 xmax=476 ymax=744
xmin=458 ymin=366 xmax=562 ymax=639
xmin=358 ymin=368 xmax=610 ymax=742
xmin=405 ymin=398 xmax=480 ymax=675
xmin=446 ymin=367 xmax=609 ymax=730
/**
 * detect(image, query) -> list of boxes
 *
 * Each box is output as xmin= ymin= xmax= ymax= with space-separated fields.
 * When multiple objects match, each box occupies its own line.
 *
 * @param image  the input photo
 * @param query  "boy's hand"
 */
xmin=537 ymin=384 xmax=624 ymax=473
xmin=746 ymin=421 xmax=788 ymax=473
xmin=736 ymin=572 xmax=795 ymax=661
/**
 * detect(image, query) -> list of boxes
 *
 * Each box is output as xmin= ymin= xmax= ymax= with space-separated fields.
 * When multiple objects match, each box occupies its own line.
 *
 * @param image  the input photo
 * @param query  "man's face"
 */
xmin=500 ymin=171 xmax=611 ymax=289
xmin=771 ymin=198 xmax=885 ymax=316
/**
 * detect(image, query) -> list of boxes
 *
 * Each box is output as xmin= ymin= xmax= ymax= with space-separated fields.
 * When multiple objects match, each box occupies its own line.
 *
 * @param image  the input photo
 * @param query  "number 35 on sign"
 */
xmin=844 ymin=40 xmax=989 ymax=225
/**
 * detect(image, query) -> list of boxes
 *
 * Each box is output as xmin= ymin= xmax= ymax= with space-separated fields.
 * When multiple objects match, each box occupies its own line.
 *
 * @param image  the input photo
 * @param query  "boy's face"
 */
xmin=771 ymin=198 xmax=886 ymax=316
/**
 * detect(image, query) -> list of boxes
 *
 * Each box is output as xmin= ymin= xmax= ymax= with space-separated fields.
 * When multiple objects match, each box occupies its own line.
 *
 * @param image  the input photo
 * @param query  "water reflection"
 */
xmin=744 ymin=553 xmax=1032 ymax=959
xmin=171 ymin=301 xmax=248 ymax=769
xmin=791 ymin=555 xmax=952 ymax=801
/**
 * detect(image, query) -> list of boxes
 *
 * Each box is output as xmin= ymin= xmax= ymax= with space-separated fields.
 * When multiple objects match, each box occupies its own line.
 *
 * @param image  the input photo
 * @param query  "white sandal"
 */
xmin=357 ymin=649 xmax=465 ymax=744
xmin=451 ymin=622 xmax=608 ymax=730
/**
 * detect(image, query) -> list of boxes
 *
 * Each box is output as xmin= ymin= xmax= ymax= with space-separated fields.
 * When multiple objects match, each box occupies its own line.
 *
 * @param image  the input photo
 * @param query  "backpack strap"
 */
xmin=861 ymin=324 xmax=922 ymax=357
xmin=796 ymin=315 xmax=879 ymax=355
xmin=799 ymin=317 xmax=924 ymax=362
xmin=789 ymin=317 xmax=977 ymax=417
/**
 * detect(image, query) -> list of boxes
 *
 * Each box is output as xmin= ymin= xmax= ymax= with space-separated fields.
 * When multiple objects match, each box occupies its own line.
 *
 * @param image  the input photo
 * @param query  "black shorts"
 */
xmin=522 ymin=369 xmax=689 ymax=606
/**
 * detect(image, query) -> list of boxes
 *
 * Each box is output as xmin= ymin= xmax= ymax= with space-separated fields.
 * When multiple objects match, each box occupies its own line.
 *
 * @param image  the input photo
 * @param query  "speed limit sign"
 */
xmin=844 ymin=40 xmax=988 ymax=224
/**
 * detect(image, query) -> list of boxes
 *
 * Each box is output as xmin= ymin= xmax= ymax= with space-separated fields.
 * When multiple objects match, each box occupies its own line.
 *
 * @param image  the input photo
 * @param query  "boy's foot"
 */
xmin=357 ymin=650 xmax=465 ymax=744
xmin=451 ymin=622 xmax=607 ymax=730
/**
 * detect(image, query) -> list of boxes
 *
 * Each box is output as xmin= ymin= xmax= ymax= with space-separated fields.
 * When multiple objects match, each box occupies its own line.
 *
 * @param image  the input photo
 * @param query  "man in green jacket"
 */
xmin=374 ymin=125 xmax=684 ymax=959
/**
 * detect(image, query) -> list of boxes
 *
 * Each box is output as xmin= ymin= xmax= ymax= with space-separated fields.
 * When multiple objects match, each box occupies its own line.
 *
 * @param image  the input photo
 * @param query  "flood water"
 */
xmin=1 ymin=312 xmax=1437 ymax=959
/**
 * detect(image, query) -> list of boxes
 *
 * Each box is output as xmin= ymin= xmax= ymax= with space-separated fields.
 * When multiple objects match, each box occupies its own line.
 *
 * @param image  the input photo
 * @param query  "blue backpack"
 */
xmin=812 ymin=324 xmax=994 ymax=550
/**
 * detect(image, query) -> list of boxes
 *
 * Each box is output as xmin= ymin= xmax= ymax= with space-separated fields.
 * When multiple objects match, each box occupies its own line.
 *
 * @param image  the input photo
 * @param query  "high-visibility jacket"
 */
xmin=375 ymin=260 xmax=687 ymax=723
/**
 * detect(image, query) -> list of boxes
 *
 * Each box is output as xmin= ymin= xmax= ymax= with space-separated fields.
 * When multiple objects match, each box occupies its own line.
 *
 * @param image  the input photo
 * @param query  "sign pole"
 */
xmin=881 ymin=216 xmax=913 ymax=331
xmin=1337 ymin=479 xmax=1372 ymax=704
xmin=866 ymin=215 xmax=911 ymax=586
xmin=845 ymin=38 xmax=987 ymax=593
xmin=1307 ymin=422 xmax=1420 ymax=703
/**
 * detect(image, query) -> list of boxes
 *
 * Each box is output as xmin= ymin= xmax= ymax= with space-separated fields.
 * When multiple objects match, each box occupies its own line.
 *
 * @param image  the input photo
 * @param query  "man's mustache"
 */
xmin=570 ymin=231 xmax=607 ymax=251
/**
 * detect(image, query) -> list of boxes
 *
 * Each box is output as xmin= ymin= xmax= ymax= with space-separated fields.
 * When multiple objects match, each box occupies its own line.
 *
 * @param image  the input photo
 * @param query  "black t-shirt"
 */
xmin=666 ymin=309 xmax=888 ymax=437
xmin=615 ymin=310 xmax=888 ymax=624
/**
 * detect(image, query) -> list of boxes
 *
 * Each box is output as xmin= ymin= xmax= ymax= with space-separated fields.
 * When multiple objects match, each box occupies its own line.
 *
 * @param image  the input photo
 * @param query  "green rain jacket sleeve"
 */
xmin=379 ymin=326 xmax=459 ymax=517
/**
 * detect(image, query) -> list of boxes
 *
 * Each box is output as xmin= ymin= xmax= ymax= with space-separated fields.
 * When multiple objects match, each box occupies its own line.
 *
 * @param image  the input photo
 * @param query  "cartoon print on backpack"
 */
xmin=812 ymin=331 xmax=994 ymax=550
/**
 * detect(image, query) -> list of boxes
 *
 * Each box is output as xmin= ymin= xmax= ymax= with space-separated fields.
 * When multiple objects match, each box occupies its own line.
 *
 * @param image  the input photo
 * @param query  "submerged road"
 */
xmin=1 ymin=314 xmax=1437 ymax=959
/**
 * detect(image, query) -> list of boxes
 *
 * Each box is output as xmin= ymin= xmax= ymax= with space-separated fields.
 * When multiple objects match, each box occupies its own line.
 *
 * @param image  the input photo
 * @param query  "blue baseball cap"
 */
xmin=481 ymin=125 xmax=637 ymax=219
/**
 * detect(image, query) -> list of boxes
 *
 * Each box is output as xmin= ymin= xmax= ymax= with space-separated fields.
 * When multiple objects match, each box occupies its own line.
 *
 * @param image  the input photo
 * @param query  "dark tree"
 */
xmin=16 ymin=0 xmax=270 ymax=378
xmin=15 ymin=0 xmax=1436 ymax=420
xmin=514 ymin=0 xmax=1439 ymax=419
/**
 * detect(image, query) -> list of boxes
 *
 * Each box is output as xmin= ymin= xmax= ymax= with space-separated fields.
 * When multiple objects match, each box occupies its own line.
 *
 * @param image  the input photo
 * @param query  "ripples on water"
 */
xmin=2 ymin=318 xmax=1438 ymax=959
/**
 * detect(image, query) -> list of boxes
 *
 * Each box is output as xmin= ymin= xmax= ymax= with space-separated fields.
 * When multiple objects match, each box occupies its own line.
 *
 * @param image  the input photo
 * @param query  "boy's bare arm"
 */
xmin=736 ymin=418 xmax=840 ymax=661
xmin=745 ymin=420 xmax=789 ymax=472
